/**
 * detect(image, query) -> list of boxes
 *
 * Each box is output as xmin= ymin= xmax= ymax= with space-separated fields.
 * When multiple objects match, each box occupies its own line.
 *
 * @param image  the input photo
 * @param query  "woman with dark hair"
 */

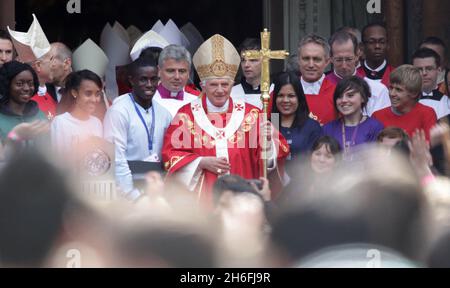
xmin=323 ymin=76 xmax=384 ymax=161
xmin=0 ymin=61 xmax=48 ymax=140
xmin=310 ymin=135 xmax=341 ymax=174
xmin=51 ymin=69 xmax=103 ymax=151
xmin=271 ymin=72 xmax=322 ymax=166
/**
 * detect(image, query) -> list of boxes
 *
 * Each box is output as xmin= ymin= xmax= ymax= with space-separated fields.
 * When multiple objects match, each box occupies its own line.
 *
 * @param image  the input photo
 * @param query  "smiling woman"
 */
xmin=323 ymin=76 xmax=384 ymax=161
xmin=0 ymin=60 xmax=48 ymax=140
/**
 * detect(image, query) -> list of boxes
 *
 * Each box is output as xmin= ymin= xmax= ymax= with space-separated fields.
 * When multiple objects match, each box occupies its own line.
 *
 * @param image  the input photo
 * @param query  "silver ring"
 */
xmin=217 ymin=168 xmax=222 ymax=174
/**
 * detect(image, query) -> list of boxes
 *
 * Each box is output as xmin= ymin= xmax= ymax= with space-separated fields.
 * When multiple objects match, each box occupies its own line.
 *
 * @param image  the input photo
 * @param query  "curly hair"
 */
xmin=0 ymin=60 xmax=39 ymax=104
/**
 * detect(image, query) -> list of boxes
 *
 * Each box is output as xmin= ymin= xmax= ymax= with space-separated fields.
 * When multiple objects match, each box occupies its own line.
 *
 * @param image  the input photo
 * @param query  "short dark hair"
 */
xmin=333 ymin=76 xmax=371 ymax=113
xmin=238 ymin=38 xmax=261 ymax=54
xmin=419 ymin=36 xmax=448 ymax=56
xmin=311 ymin=135 xmax=342 ymax=155
xmin=362 ymin=22 xmax=387 ymax=43
xmin=412 ymin=47 xmax=441 ymax=68
xmin=0 ymin=29 xmax=12 ymax=42
xmin=212 ymin=174 xmax=261 ymax=205
xmin=128 ymin=57 xmax=158 ymax=77
xmin=329 ymin=31 xmax=358 ymax=56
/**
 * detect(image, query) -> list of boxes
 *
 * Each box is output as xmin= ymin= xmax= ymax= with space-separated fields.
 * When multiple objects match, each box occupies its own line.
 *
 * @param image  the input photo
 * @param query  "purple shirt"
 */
xmin=323 ymin=117 xmax=384 ymax=150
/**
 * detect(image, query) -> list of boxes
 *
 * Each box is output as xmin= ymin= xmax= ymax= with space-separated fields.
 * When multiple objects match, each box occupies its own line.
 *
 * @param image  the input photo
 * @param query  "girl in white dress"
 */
xmin=51 ymin=69 xmax=103 ymax=152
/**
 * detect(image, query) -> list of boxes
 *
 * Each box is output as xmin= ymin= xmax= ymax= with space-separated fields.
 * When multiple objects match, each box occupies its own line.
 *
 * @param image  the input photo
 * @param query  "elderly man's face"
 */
xmin=159 ymin=58 xmax=190 ymax=92
xmin=202 ymin=78 xmax=233 ymax=107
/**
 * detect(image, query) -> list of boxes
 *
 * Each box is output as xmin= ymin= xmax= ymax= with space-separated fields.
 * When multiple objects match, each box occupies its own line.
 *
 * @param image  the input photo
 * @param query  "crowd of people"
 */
xmin=0 ymin=15 xmax=450 ymax=268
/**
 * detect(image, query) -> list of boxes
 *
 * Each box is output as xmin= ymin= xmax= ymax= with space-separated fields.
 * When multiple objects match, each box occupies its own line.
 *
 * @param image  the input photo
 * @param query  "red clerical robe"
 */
xmin=162 ymin=95 xmax=290 ymax=206
xmin=31 ymin=92 xmax=57 ymax=120
xmin=304 ymin=78 xmax=337 ymax=126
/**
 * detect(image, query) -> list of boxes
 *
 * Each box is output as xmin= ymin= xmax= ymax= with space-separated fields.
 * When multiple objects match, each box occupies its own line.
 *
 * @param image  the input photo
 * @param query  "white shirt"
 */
xmin=363 ymin=77 xmax=391 ymax=116
xmin=51 ymin=112 xmax=103 ymax=152
xmin=230 ymin=83 xmax=274 ymax=109
xmin=103 ymin=94 xmax=173 ymax=199
xmin=152 ymin=88 xmax=198 ymax=117
xmin=301 ymin=74 xmax=325 ymax=95
xmin=419 ymin=91 xmax=450 ymax=119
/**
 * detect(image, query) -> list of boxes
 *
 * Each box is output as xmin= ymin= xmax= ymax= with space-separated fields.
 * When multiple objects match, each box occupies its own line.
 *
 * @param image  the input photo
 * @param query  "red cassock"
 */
xmin=162 ymin=95 xmax=290 ymax=206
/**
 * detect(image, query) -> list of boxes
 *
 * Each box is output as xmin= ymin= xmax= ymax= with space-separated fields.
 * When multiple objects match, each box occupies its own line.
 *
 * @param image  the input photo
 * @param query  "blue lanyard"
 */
xmin=129 ymin=93 xmax=155 ymax=152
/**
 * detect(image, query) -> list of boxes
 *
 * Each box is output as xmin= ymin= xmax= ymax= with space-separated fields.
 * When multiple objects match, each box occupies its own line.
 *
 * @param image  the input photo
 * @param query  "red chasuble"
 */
xmin=162 ymin=95 xmax=290 ymax=206
xmin=304 ymin=78 xmax=337 ymax=126
xmin=31 ymin=92 xmax=57 ymax=120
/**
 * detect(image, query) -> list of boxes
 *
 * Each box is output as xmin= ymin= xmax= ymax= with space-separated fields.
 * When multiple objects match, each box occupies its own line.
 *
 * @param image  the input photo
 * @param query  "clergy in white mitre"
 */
xmin=162 ymin=34 xmax=289 ymax=206
xmin=152 ymin=44 xmax=201 ymax=117
xmin=103 ymin=57 xmax=172 ymax=200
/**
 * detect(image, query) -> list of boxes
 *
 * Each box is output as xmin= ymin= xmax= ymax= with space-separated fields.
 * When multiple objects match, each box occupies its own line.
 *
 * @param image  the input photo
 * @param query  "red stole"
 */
xmin=31 ymin=92 xmax=57 ymax=120
xmin=304 ymin=78 xmax=337 ymax=125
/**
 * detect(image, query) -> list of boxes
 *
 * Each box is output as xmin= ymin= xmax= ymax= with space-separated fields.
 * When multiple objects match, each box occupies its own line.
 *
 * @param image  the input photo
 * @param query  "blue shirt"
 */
xmin=280 ymin=118 xmax=322 ymax=162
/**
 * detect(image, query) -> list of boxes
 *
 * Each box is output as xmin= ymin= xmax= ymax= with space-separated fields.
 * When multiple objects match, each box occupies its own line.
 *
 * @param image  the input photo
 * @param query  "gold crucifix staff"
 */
xmin=242 ymin=28 xmax=289 ymax=178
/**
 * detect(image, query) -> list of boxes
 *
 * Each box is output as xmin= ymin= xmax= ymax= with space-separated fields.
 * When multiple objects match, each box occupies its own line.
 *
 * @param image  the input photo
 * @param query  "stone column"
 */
xmin=0 ymin=0 xmax=15 ymax=30
xmin=383 ymin=0 xmax=404 ymax=67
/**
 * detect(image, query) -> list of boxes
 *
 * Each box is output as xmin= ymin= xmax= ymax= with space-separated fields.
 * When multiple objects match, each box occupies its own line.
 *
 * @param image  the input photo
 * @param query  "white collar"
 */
xmin=364 ymin=60 xmax=386 ymax=72
xmin=206 ymin=97 xmax=229 ymax=113
xmin=333 ymin=69 xmax=357 ymax=80
xmin=37 ymin=85 xmax=47 ymax=96
xmin=301 ymin=74 xmax=325 ymax=95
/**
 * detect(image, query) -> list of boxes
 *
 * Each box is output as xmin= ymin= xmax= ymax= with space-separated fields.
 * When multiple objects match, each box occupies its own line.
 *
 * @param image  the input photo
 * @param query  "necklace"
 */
xmin=341 ymin=114 xmax=364 ymax=160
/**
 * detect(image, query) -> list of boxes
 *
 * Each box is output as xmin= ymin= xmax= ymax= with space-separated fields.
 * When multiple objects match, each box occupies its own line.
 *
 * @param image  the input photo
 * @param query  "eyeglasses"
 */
xmin=417 ymin=66 xmax=437 ymax=74
xmin=332 ymin=56 xmax=355 ymax=64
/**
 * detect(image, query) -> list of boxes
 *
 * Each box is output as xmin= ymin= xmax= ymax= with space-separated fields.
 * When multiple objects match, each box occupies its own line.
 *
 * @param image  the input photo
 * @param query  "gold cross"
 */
xmin=242 ymin=28 xmax=289 ymax=177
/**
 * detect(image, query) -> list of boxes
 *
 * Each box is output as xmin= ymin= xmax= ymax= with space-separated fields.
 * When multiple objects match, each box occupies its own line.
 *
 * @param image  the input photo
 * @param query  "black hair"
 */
xmin=333 ymin=76 xmax=371 ymax=113
xmin=0 ymin=60 xmax=39 ymax=103
xmin=0 ymin=29 xmax=12 ymax=41
xmin=212 ymin=174 xmax=262 ymax=206
xmin=361 ymin=22 xmax=387 ymax=43
xmin=419 ymin=36 xmax=448 ymax=56
xmin=238 ymin=38 xmax=261 ymax=54
xmin=272 ymin=72 xmax=310 ymax=128
xmin=56 ymin=69 xmax=103 ymax=115
xmin=311 ymin=135 xmax=342 ymax=155
xmin=0 ymin=149 xmax=72 ymax=267
xmin=412 ymin=47 xmax=441 ymax=68
xmin=128 ymin=57 xmax=158 ymax=77
xmin=138 ymin=47 xmax=163 ymax=64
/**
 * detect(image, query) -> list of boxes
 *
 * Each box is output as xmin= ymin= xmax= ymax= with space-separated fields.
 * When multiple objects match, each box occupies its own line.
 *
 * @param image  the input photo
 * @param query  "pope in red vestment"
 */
xmin=162 ymin=34 xmax=289 ymax=206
